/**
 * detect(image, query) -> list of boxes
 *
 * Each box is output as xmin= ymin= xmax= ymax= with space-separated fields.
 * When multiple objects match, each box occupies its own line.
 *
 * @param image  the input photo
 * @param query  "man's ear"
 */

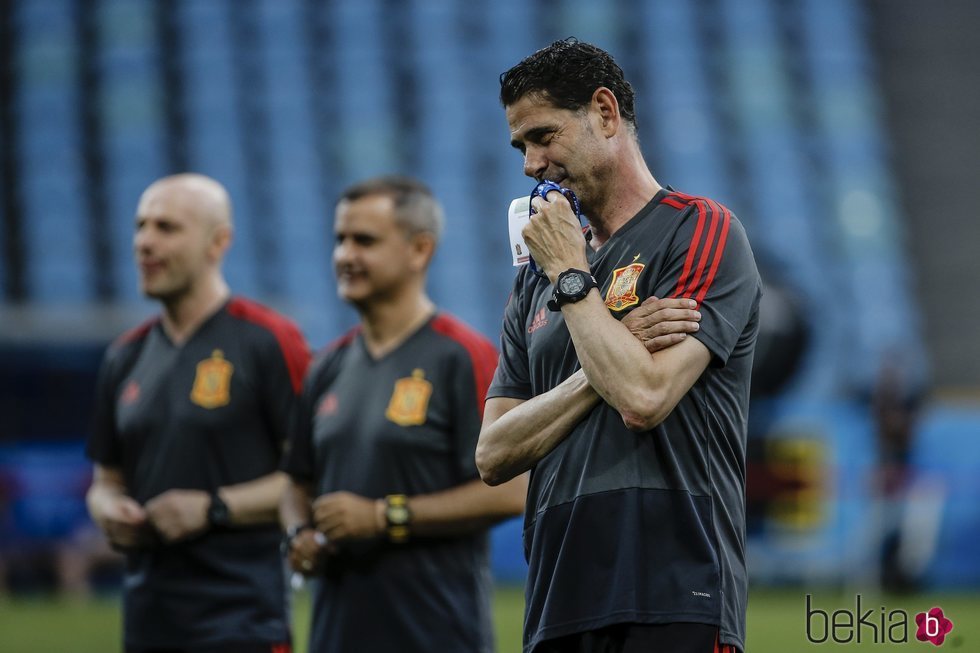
xmin=592 ymin=87 xmax=621 ymax=137
xmin=409 ymin=232 xmax=437 ymax=273
xmin=209 ymin=224 xmax=233 ymax=262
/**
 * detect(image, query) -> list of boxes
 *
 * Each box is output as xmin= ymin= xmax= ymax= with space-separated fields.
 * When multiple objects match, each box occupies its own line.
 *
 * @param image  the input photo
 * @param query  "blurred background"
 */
xmin=1 ymin=0 xmax=978 ymax=651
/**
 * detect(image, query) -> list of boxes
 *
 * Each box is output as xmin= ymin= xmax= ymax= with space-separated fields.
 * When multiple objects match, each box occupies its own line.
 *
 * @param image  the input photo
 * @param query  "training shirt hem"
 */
xmin=485 ymin=386 xmax=532 ymax=401
xmin=720 ymin=628 xmax=744 ymax=653
xmin=526 ymin=610 xmax=723 ymax=653
xmin=124 ymin=634 xmax=288 ymax=650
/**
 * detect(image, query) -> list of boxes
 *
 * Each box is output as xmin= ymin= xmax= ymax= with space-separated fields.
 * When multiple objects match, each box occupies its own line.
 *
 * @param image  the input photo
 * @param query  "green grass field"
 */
xmin=1 ymin=587 xmax=976 ymax=652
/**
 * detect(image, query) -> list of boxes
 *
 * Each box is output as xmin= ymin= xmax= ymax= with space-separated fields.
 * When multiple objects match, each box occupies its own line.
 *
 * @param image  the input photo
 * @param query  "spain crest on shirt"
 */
xmin=190 ymin=349 xmax=234 ymax=409
xmin=385 ymin=368 xmax=432 ymax=426
xmin=604 ymin=262 xmax=645 ymax=311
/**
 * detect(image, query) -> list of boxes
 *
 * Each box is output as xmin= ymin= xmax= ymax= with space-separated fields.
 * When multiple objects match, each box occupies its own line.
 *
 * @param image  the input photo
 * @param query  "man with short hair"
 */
xmin=477 ymin=38 xmax=761 ymax=653
xmin=87 ymin=173 xmax=310 ymax=653
xmin=279 ymin=175 xmax=527 ymax=653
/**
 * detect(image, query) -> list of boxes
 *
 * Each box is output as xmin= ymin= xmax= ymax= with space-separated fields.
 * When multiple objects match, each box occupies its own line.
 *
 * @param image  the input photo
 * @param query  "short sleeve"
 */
xmin=280 ymin=346 xmax=343 ymax=482
xmin=280 ymin=369 xmax=317 ymax=482
xmin=448 ymin=335 xmax=499 ymax=480
xmin=655 ymin=200 xmax=762 ymax=365
xmin=258 ymin=321 xmax=311 ymax=451
xmin=487 ymin=270 xmax=533 ymax=400
xmin=86 ymin=348 xmax=124 ymax=466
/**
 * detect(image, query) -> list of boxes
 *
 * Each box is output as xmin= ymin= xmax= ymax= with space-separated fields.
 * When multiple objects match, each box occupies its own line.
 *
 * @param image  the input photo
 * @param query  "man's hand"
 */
xmin=145 ymin=489 xmax=210 ymax=543
xmin=93 ymin=494 xmax=152 ymax=549
xmin=287 ymin=528 xmax=330 ymax=575
xmin=312 ymin=491 xmax=384 ymax=544
xmin=524 ymin=191 xmax=589 ymax=283
xmin=622 ymin=296 xmax=701 ymax=353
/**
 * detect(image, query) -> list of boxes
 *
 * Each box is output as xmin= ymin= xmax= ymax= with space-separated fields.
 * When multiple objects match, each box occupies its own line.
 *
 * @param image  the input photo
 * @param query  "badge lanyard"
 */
xmin=528 ymin=180 xmax=589 ymax=278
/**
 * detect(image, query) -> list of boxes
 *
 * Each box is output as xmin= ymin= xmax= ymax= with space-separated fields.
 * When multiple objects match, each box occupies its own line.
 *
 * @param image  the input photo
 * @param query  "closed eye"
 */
xmin=511 ymin=126 xmax=557 ymax=155
xmin=336 ymin=233 xmax=378 ymax=247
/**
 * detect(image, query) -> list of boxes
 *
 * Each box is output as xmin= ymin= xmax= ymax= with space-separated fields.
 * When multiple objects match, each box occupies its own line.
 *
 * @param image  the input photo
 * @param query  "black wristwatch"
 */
xmin=207 ymin=492 xmax=231 ymax=528
xmin=384 ymin=494 xmax=412 ymax=543
xmin=547 ymin=268 xmax=599 ymax=311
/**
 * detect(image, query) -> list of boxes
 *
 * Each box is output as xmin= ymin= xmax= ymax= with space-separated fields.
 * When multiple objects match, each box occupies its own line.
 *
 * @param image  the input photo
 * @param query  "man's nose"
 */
xmin=333 ymin=238 xmax=353 ymax=264
xmin=134 ymin=227 xmax=152 ymax=253
xmin=523 ymin=147 xmax=547 ymax=180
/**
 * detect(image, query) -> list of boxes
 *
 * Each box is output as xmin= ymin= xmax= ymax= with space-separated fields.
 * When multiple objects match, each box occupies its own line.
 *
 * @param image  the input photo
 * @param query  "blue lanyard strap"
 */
xmin=528 ymin=180 xmax=588 ymax=277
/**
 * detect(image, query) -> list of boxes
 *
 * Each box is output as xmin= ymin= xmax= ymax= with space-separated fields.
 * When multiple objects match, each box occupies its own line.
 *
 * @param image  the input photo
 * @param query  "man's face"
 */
xmin=506 ymin=93 xmax=608 ymax=210
xmin=333 ymin=195 xmax=422 ymax=308
xmin=133 ymin=185 xmax=215 ymax=301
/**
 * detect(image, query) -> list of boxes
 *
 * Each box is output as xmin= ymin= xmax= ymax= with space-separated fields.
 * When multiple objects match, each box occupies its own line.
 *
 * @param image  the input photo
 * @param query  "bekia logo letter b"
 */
xmin=916 ymin=607 xmax=953 ymax=647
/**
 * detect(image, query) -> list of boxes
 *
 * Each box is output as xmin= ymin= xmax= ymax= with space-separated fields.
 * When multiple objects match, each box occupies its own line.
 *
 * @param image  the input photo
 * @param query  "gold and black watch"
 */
xmin=384 ymin=494 xmax=412 ymax=543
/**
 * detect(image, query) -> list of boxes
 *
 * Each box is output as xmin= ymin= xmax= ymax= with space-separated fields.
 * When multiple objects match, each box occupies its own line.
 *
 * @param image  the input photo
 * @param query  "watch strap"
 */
xmin=207 ymin=491 xmax=231 ymax=527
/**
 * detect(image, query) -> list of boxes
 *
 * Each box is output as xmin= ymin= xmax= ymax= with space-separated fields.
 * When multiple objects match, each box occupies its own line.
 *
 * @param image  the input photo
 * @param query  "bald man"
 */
xmin=86 ymin=174 xmax=311 ymax=653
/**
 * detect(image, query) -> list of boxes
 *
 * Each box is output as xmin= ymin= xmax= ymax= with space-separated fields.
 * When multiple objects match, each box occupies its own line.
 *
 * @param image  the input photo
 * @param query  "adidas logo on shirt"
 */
xmin=528 ymin=308 xmax=549 ymax=334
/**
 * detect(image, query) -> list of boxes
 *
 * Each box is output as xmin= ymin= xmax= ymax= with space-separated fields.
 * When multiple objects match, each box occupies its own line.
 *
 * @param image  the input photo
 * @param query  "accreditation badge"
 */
xmin=604 ymin=262 xmax=645 ymax=311
xmin=190 ymin=349 xmax=234 ymax=409
xmin=385 ymin=369 xmax=432 ymax=426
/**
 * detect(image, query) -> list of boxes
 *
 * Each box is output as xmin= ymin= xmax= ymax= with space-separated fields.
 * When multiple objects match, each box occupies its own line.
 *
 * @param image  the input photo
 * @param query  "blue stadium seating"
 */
xmin=0 ymin=0 xmax=965 ymax=591
xmin=15 ymin=0 xmax=94 ymax=302
xmin=638 ymin=0 xmax=733 ymax=202
xmin=799 ymin=0 xmax=927 ymax=388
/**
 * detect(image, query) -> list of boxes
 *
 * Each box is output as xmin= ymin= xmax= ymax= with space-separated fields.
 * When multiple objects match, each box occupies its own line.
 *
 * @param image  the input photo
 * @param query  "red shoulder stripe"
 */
xmin=669 ymin=196 xmax=731 ymax=305
xmin=672 ymin=199 xmax=708 ymax=298
xmin=430 ymin=314 xmax=498 ymax=420
xmin=696 ymin=200 xmax=731 ymax=304
xmin=680 ymin=200 xmax=721 ymax=298
xmin=318 ymin=326 xmax=360 ymax=356
xmin=227 ymin=297 xmax=311 ymax=394
xmin=112 ymin=317 xmax=158 ymax=349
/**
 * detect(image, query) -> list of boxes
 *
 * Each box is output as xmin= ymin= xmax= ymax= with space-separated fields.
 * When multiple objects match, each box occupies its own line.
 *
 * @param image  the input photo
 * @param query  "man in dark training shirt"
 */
xmin=87 ymin=173 xmax=311 ymax=653
xmin=279 ymin=176 xmax=527 ymax=653
xmin=477 ymin=39 xmax=761 ymax=653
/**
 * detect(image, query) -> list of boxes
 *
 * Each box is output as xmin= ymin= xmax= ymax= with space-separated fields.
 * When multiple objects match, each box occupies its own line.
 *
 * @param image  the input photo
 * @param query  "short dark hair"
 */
xmin=338 ymin=175 xmax=444 ymax=241
xmin=499 ymin=37 xmax=636 ymax=129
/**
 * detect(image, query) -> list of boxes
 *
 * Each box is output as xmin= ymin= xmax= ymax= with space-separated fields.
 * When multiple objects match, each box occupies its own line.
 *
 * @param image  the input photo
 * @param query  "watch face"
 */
xmin=559 ymin=273 xmax=586 ymax=295
xmin=208 ymin=499 xmax=230 ymax=526
xmin=387 ymin=505 xmax=410 ymax=526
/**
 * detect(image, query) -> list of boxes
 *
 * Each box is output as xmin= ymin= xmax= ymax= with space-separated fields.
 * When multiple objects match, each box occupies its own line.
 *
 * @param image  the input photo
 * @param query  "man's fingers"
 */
xmin=312 ymin=491 xmax=351 ymax=511
xmin=313 ymin=507 xmax=348 ymax=537
xmin=117 ymin=500 xmax=147 ymax=523
xmin=651 ymin=308 xmax=701 ymax=322
xmin=635 ymin=320 xmax=700 ymax=343
xmin=626 ymin=301 xmax=700 ymax=324
xmin=311 ymin=494 xmax=330 ymax=509
xmin=530 ymin=190 xmax=568 ymax=210
xmin=639 ymin=296 xmax=698 ymax=310
xmin=654 ymin=319 xmax=699 ymax=336
xmin=644 ymin=333 xmax=687 ymax=353
xmin=313 ymin=502 xmax=341 ymax=526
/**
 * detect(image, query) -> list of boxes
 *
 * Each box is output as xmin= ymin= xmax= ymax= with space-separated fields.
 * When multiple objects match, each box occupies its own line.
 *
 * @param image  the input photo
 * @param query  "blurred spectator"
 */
xmin=870 ymin=354 xmax=931 ymax=593
xmin=0 ymin=443 xmax=121 ymax=598
xmin=750 ymin=270 xmax=810 ymax=401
